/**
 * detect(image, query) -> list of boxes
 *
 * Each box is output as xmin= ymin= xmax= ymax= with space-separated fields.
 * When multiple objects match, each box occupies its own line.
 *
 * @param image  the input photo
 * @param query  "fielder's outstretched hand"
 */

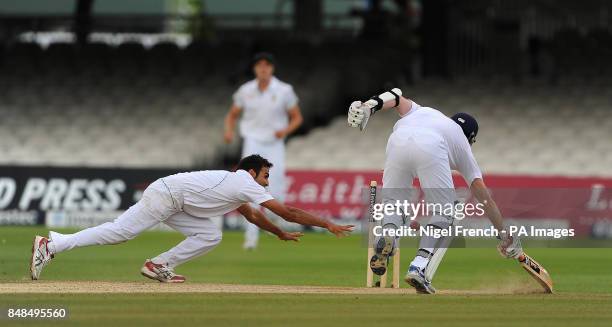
xmin=327 ymin=223 xmax=354 ymax=238
xmin=278 ymin=231 xmax=304 ymax=242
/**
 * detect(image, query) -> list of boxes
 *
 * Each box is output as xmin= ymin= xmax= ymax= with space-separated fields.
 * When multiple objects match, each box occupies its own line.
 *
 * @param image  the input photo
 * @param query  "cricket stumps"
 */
xmin=366 ymin=181 xmax=401 ymax=288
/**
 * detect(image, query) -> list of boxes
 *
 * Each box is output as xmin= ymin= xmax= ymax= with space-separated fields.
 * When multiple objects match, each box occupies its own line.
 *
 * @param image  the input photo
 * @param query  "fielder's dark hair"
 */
xmin=252 ymin=52 xmax=276 ymax=66
xmin=236 ymin=154 xmax=273 ymax=176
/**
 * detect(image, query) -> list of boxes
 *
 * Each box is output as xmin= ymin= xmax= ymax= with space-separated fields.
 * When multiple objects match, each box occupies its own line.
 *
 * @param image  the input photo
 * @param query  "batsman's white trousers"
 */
xmin=49 ymin=180 xmax=222 ymax=268
xmin=241 ymin=137 xmax=286 ymax=245
xmin=382 ymin=128 xmax=458 ymax=276
xmin=382 ymin=128 xmax=457 ymax=227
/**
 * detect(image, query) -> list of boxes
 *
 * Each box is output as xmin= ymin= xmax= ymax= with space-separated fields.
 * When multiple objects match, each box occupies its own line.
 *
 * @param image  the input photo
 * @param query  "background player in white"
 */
xmin=224 ymin=52 xmax=304 ymax=250
xmin=347 ymin=89 xmax=522 ymax=294
xmin=30 ymin=155 xmax=352 ymax=283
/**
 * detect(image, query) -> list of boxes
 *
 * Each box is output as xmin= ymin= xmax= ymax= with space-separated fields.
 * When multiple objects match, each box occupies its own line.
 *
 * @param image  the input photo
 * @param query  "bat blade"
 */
xmin=518 ymin=253 xmax=554 ymax=293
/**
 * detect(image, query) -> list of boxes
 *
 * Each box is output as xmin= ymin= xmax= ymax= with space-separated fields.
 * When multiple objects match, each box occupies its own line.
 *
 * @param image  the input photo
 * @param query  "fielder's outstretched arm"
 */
xmin=237 ymin=204 xmax=303 ymax=241
xmin=347 ymin=88 xmax=413 ymax=130
xmin=260 ymin=199 xmax=354 ymax=237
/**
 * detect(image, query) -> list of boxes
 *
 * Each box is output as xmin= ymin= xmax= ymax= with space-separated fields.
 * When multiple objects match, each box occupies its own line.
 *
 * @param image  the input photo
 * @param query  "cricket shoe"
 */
xmin=30 ymin=235 xmax=54 ymax=280
xmin=404 ymin=265 xmax=436 ymax=294
xmin=140 ymin=259 xmax=186 ymax=283
xmin=370 ymin=236 xmax=395 ymax=276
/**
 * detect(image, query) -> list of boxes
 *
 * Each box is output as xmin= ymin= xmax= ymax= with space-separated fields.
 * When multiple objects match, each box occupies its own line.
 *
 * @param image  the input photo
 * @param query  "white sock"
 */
xmin=47 ymin=240 xmax=56 ymax=255
xmin=47 ymin=231 xmax=63 ymax=254
xmin=411 ymin=256 xmax=429 ymax=270
xmin=150 ymin=258 xmax=168 ymax=266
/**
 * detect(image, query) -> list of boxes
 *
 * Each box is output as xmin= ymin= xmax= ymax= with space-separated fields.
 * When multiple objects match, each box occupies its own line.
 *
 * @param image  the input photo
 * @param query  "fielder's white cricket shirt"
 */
xmin=233 ymin=76 xmax=299 ymax=142
xmin=393 ymin=102 xmax=483 ymax=184
xmin=161 ymin=170 xmax=273 ymax=218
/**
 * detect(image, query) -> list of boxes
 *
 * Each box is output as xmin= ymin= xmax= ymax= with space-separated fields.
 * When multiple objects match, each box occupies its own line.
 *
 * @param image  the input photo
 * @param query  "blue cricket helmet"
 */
xmin=450 ymin=113 xmax=478 ymax=145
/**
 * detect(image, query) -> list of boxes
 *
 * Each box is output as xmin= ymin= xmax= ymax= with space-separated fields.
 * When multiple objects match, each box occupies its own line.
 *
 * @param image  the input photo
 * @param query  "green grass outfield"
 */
xmin=1 ymin=226 xmax=612 ymax=326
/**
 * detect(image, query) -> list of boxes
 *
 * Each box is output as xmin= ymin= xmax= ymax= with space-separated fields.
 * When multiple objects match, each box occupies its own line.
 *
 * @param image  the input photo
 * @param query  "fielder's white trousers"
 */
xmin=48 ymin=180 xmax=222 ymax=268
xmin=241 ymin=137 xmax=286 ymax=246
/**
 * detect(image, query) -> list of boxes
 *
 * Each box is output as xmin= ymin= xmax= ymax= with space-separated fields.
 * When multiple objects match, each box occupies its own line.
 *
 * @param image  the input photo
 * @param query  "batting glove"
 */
xmin=347 ymin=100 xmax=377 ymax=131
xmin=497 ymin=233 xmax=523 ymax=259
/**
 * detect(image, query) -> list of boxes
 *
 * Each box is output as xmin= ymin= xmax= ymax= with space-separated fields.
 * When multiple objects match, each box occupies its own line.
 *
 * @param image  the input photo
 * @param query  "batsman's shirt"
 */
xmin=161 ymin=170 xmax=273 ymax=218
xmin=233 ymin=76 xmax=298 ymax=143
xmin=393 ymin=102 xmax=482 ymax=184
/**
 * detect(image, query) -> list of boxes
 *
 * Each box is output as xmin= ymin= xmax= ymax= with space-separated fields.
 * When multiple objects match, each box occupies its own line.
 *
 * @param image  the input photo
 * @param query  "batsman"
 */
xmin=347 ymin=89 xmax=523 ymax=294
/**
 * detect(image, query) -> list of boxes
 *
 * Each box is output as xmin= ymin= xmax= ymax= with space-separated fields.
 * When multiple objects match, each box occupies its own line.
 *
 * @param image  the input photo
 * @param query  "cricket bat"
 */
xmin=518 ymin=253 xmax=554 ymax=293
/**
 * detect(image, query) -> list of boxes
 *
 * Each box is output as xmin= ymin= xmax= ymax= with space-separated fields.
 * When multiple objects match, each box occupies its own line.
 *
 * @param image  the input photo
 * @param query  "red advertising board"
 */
xmin=285 ymin=170 xmax=612 ymax=237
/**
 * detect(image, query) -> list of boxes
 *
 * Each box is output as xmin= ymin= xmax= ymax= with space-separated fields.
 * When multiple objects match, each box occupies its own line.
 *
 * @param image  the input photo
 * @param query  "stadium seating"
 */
xmin=1 ymin=41 xmax=611 ymax=177
xmin=0 ymin=41 xmax=338 ymax=168
xmin=0 ymin=43 xmax=212 ymax=167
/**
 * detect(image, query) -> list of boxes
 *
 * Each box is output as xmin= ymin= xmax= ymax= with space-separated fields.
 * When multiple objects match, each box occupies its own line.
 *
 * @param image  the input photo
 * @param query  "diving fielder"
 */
xmin=224 ymin=52 xmax=303 ymax=250
xmin=30 ymin=155 xmax=352 ymax=283
xmin=347 ymin=89 xmax=522 ymax=294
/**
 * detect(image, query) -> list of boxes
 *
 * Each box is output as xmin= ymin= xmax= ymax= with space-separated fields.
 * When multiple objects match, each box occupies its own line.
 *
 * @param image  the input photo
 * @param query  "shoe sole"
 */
xmin=370 ymin=254 xmax=388 ymax=275
xmin=140 ymin=267 xmax=185 ymax=283
xmin=370 ymin=237 xmax=394 ymax=276
xmin=376 ymin=236 xmax=394 ymax=256
xmin=404 ymin=274 xmax=434 ymax=294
